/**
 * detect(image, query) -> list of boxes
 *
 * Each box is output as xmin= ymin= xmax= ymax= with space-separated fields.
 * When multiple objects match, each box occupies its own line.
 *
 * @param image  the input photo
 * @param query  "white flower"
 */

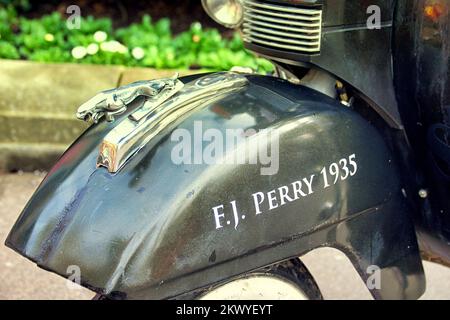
xmin=131 ymin=47 xmax=145 ymax=60
xmin=86 ymin=43 xmax=99 ymax=55
xmin=93 ymin=31 xmax=107 ymax=43
xmin=117 ymin=43 xmax=128 ymax=54
xmin=71 ymin=46 xmax=87 ymax=59
xmin=191 ymin=22 xmax=202 ymax=32
xmin=44 ymin=33 xmax=54 ymax=42
xmin=100 ymin=40 xmax=128 ymax=54
xmin=100 ymin=42 xmax=110 ymax=52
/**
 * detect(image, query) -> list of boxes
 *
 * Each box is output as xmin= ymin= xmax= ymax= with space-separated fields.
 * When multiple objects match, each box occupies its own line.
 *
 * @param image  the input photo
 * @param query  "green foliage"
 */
xmin=0 ymin=7 xmax=273 ymax=72
xmin=0 ymin=41 xmax=19 ymax=59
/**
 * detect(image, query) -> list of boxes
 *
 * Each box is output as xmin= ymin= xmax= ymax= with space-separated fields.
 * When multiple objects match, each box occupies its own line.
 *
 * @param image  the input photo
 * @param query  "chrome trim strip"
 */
xmin=322 ymin=21 xmax=393 ymax=34
xmin=243 ymin=35 xmax=320 ymax=52
xmin=245 ymin=0 xmax=321 ymax=15
xmin=242 ymin=0 xmax=322 ymax=54
xmin=245 ymin=12 xmax=321 ymax=28
xmin=243 ymin=5 xmax=321 ymax=22
xmin=243 ymin=30 xmax=320 ymax=46
xmin=243 ymin=18 xmax=320 ymax=34
xmin=97 ymin=73 xmax=249 ymax=173
xmin=243 ymin=23 xmax=319 ymax=40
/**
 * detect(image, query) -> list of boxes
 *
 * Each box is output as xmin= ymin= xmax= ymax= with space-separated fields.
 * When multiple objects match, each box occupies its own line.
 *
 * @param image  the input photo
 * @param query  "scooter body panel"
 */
xmin=5 ymin=73 xmax=425 ymax=299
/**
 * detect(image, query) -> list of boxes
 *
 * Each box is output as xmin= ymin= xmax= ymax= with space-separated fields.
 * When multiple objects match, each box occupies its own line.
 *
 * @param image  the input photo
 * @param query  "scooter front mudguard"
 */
xmin=5 ymin=72 xmax=425 ymax=300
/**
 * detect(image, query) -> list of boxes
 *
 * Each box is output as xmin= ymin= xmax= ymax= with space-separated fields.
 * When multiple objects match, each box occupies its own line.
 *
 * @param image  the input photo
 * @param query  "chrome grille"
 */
xmin=242 ymin=0 xmax=322 ymax=54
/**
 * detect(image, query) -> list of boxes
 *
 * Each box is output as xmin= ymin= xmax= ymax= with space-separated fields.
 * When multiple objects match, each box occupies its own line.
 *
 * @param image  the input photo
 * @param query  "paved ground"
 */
xmin=0 ymin=173 xmax=449 ymax=300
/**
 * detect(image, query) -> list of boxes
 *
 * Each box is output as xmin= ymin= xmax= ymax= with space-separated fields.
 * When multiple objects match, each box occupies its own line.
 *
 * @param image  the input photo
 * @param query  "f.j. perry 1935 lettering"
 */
xmin=211 ymin=154 xmax=358 ymax=230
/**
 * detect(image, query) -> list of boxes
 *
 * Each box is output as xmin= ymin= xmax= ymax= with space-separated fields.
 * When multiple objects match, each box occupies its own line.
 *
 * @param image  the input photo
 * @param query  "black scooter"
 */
xmin=5 ymin=0 xmax=450 ymax=300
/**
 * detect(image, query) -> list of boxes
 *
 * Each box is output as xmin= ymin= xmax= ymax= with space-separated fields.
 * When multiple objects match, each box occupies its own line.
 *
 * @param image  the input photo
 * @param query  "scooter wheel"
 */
xmin=92 ymin=258 xmax=322 ymax=300
xmin=191 ymin=258 xmax=323 ymax=300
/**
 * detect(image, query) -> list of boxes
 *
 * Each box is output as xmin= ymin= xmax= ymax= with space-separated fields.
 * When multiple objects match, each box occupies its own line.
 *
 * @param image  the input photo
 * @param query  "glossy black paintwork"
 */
xmin=394 ymin=0 xmax=450 ymax=261
xmin=243 ymin=0 xmax=450 ymax=267
xmin=244 ymin=0 xmax=401 ymax=128
xmin=6 ymin=74 xmax=425 ymax=299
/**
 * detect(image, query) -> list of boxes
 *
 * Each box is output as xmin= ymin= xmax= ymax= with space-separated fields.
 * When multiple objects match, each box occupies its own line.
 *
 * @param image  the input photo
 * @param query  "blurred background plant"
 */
xmin=0 ymin=0 xmax=273 ymax=72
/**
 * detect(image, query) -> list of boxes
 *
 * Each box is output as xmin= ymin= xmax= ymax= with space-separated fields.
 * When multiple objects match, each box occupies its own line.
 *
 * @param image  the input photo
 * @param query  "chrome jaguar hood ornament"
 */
xmin=97 ymin=72 xmax=249 ymax=173
xmin=76 ymin=73 xmax=180 ymax=123
xmin=75 ymin=72 xmax=249 ymax=173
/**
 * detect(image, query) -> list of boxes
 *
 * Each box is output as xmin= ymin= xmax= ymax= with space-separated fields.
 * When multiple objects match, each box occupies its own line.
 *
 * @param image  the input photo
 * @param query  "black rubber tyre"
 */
xmin=93 ymin=258 xmax=322 ymax=300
